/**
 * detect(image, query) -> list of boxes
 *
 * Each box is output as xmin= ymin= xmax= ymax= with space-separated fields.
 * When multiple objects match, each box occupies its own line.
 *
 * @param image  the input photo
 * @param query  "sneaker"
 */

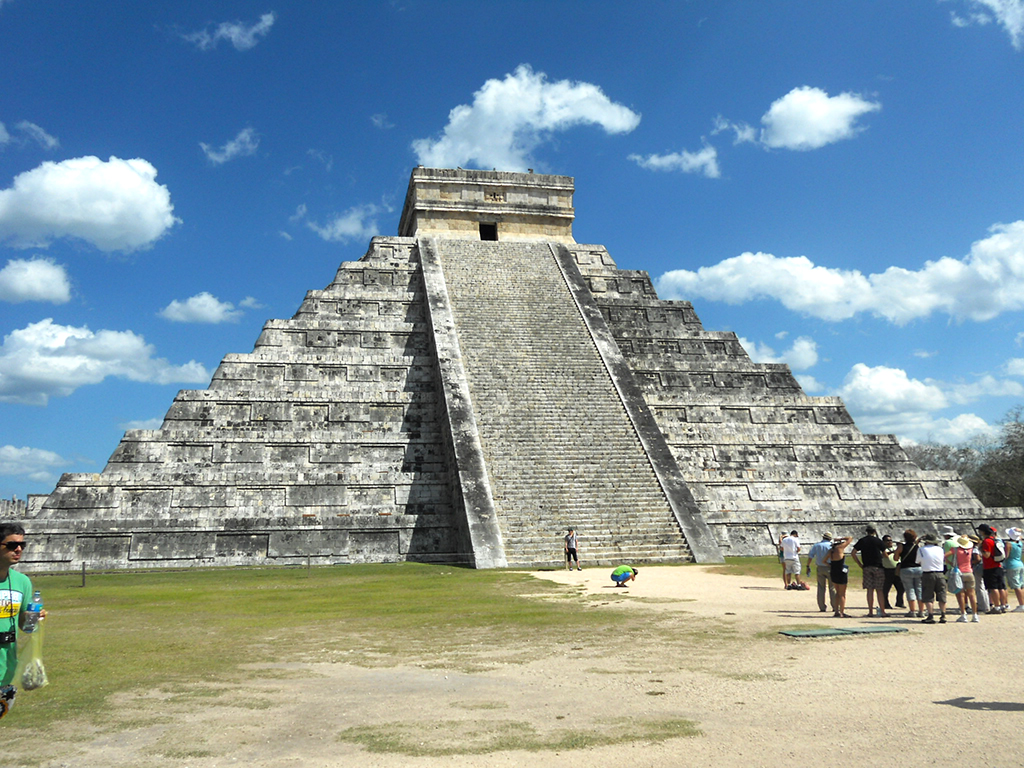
xmin=972 ymin=614 xmax=980 ymax=622
xmin=922 ymin=615 xmax=936 ymax=624
xmin=916 ymin=612 xmax=924 ymax=618
xmin=956 ymin=614 xmax=968 ymax=623
xmin=939 ymin=614 xmax=946 ymax=623
xmin=1000 ymin=606 xmax=1008 ymax=613
xmin=1014 ymin=605 xmax=1024 ymax=612
xmin=904 ymin=611 xmax=916 ymax=618
xmin=987 ymin=608 xmax=1001 ymax=615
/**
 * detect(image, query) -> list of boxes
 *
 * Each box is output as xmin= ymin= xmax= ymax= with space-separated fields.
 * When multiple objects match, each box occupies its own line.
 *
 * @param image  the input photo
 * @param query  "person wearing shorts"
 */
xmin=979 ymin=524 xmax=1008 ymax=614
xmin=896 ymin=530 xmax=923 ymax=618
xmin=826 ymin=535 xmax=854 ymax=617
xmin=780 ymin=530 xmax=807 ymax=590
xmin=917 ymin=533 xmax=947 ymax=623
xmin=564 ymin=528 xmax=581 ymax=571
xmin=950 ymin=535 xmax=979 ymax=622
xmin=611 ymin=565 xmax=637 ymax=587
xmin=852 ymin=526 xmax=888 ymax=617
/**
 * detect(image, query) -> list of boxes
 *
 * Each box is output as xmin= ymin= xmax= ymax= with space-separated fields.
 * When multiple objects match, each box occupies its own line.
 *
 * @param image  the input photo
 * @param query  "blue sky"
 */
xmin=2 ymin=1 xmax=1024 ymax=499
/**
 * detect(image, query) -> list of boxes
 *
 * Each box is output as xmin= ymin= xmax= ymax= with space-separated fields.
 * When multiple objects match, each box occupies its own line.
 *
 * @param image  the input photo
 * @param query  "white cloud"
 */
xmin=628 ymin=145 xmax=720 ymax=178
xmin=834 ymin=363 xmax=1013 ymax=443
xmin=952 ymin=0 xmax=1024 ymax=49
xmin=1006 ymin=357 xmax=1024 ymax=376
xmin=239 ymin=296 xmax=263 ymax=309
xmin=0 ymin=258 xmax=70 ymax=304
xmin=657 ymin=252 xmax=873 ymax=321
xmin=795 ymin=374 xmax=825 ymax=392
xmin=0 ymin=156 xmax=178 ymax=252
xmin=159 ymin=292 xmax=243 ymax=323
xmin=859 ymin=410 xmax=997 ymax=444
xmin=947 ymin=374 xmax=1024 ymax=403
xmin=183 ymin=12 xmax=276 ymax=51
xmin=0 ymin=445 xmax=67 ymax=483
xmin=0 ymin=122 xmax=9 ymax=145
xmin=0 ymin=318 xmax=209 ymax=405
xmin=839 ymin=364 xmax=949 ymax=415
xmin=760 ymin=86 xmax=881 ymax=151
xmin=306 ymin=148 xmax=333 ymax=171
xmin=200 ymin=127 xmax=259 ymax=165
xmin=307 ymin=204 xmax=382 ymax=243
xmin=15 ymin=121 xmax=59 ymax=150
xmin=371 ymin=113 xmax=394 ymax=130
xmin=412 ymin=64 xmax=641 ymax=171
xmin=711 ymin=115 xmax=757 ymax=144
xmin=737 ymin=335 xmax=818 ymax=370
xmin=656 ymin=220 xmax=1024 ymax=324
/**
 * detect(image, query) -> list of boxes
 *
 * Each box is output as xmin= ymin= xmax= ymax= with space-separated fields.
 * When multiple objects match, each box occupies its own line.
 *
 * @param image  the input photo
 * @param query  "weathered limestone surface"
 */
xmin=570 ymin=244 xmax=1020 ymax=554
xmin=22 ymin=168 xmax=1021 ymax=570
xmin=28 ymin=238 xmax=473 ymax=569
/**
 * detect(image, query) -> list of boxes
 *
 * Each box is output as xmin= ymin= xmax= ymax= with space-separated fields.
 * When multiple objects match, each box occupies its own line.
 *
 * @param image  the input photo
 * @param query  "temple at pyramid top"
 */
xmin=398 ymin=167 xmax=576 ymax=243
xmin=23 ymin=167 xmax=1017 ymax=572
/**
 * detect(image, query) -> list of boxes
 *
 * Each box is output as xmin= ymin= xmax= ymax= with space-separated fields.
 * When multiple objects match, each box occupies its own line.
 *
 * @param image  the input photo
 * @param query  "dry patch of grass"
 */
xmin=337 ymin=716 xmax=700 ymax=756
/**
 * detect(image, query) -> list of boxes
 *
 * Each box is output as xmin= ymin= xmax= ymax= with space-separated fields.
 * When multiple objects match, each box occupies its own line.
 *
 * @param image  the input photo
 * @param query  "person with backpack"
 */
xmin=978 ymin=524 xmax=1008 ymax=614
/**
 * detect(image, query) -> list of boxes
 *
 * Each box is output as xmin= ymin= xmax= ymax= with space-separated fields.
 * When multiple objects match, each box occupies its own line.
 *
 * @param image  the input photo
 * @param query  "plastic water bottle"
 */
xmin=22 ymin=591 xmax=41 ymax=634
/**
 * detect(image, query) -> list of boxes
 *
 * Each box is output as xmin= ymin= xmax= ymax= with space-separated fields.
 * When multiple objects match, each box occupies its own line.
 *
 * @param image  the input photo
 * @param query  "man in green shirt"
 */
xmin=0 ymin=522 xmax=35 ymax=719
xmin=611 ymin=565 xmax=638 ymax=587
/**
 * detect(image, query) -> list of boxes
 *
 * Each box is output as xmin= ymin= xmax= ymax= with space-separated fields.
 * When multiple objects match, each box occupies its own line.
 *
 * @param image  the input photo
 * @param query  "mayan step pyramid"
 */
xmin=25 ymin=167 xmax=1011 ymax=571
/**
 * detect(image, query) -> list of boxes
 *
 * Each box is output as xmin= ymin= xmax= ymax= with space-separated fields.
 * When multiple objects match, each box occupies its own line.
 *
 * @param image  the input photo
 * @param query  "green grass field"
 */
xmin=4 ymin=557 xmax=836 ymax=743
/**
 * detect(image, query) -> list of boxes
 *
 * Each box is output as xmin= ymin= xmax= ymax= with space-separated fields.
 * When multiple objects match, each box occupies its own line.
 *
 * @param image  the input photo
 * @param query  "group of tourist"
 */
xmin=782 ymin=524 xmax=1024 ymax=623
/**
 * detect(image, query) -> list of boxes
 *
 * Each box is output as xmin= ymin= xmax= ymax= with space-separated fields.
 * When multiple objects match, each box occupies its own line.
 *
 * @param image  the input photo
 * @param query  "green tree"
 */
xmin=900 ymin=406 xmax=1024 ymax=507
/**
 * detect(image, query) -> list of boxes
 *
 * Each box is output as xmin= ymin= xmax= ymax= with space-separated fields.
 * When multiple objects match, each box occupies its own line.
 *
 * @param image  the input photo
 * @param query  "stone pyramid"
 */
xmin=26 ymin=168 xmax=1008 ymax=571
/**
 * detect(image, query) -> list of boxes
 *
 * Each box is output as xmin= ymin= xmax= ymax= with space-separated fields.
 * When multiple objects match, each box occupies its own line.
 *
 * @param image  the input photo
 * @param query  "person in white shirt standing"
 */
xmin=781 ymin=530 xmax=807 ymax=590
xmin=917 ymin=533 xmax=947 ymax=624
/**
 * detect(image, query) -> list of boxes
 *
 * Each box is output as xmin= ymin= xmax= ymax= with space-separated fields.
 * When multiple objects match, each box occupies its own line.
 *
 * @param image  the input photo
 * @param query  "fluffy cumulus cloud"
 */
xmin=738 ymin=335 xmax=818 ymax=370
xmin=835 ymin=363 xmax=1011 ymax=443
xmin=0 ymin=156 xmax=178 ymax=252
xmin=0 ymin=319 xmax=209 ymax=405
xmin=0 ymin=445 xmax=67 ymax=483
xmin=656 ymin=220 xmax=1024 ymax=325
xmin=0 ymin=257 xmax=70 ymax=304
xmin=759 ymin=86 xmax=881 ymax=151
xmin=412 ymin=64 xmax=641 ymax=171
xmin=840 ymin=364 xmax=949 ymax=415
xmin=628 ymin=145 xmax=720 ymax=178
xmin=952 ymin=0 xmax=1024 ymax=49
xmin=183 ymin=12 xmax=276 ymax=51
xmin=200 ymin=127 xmax=259 ymax=165
xmin=306 ymin=204 xmax=382 ymax=244
xmin=158 ymin=292 xmax=243 ymax=323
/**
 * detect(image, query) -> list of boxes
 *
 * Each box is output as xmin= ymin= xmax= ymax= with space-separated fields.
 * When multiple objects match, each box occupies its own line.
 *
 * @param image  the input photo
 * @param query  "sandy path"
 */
xmin=35 ymin=566 xmax=1024 ymax=768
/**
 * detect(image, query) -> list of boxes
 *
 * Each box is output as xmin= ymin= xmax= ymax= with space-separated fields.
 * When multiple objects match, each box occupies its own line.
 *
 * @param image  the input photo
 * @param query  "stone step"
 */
xmin=437 ymin=239 xmax=693 ymax=563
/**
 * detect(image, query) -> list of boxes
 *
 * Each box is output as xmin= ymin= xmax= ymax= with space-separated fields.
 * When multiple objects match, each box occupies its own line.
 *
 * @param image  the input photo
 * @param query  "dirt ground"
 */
xmin=35 ymin=566 xmax=1024 ymax=768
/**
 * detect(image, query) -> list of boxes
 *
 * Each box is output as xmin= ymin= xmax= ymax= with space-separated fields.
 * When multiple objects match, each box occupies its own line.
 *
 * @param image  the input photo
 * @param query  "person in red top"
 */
xmin=978 ymin=524 xmax=1008 ymax=614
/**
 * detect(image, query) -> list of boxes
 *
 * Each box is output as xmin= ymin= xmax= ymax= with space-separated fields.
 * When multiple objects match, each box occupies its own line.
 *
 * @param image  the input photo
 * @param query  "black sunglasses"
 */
xmin=2 ymin=541 xmax=26 ymax=551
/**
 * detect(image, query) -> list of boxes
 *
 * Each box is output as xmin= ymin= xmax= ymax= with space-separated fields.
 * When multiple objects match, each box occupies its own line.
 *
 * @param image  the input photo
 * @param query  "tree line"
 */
xmin=901 ymin=406 xmax=1024 ymax=508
